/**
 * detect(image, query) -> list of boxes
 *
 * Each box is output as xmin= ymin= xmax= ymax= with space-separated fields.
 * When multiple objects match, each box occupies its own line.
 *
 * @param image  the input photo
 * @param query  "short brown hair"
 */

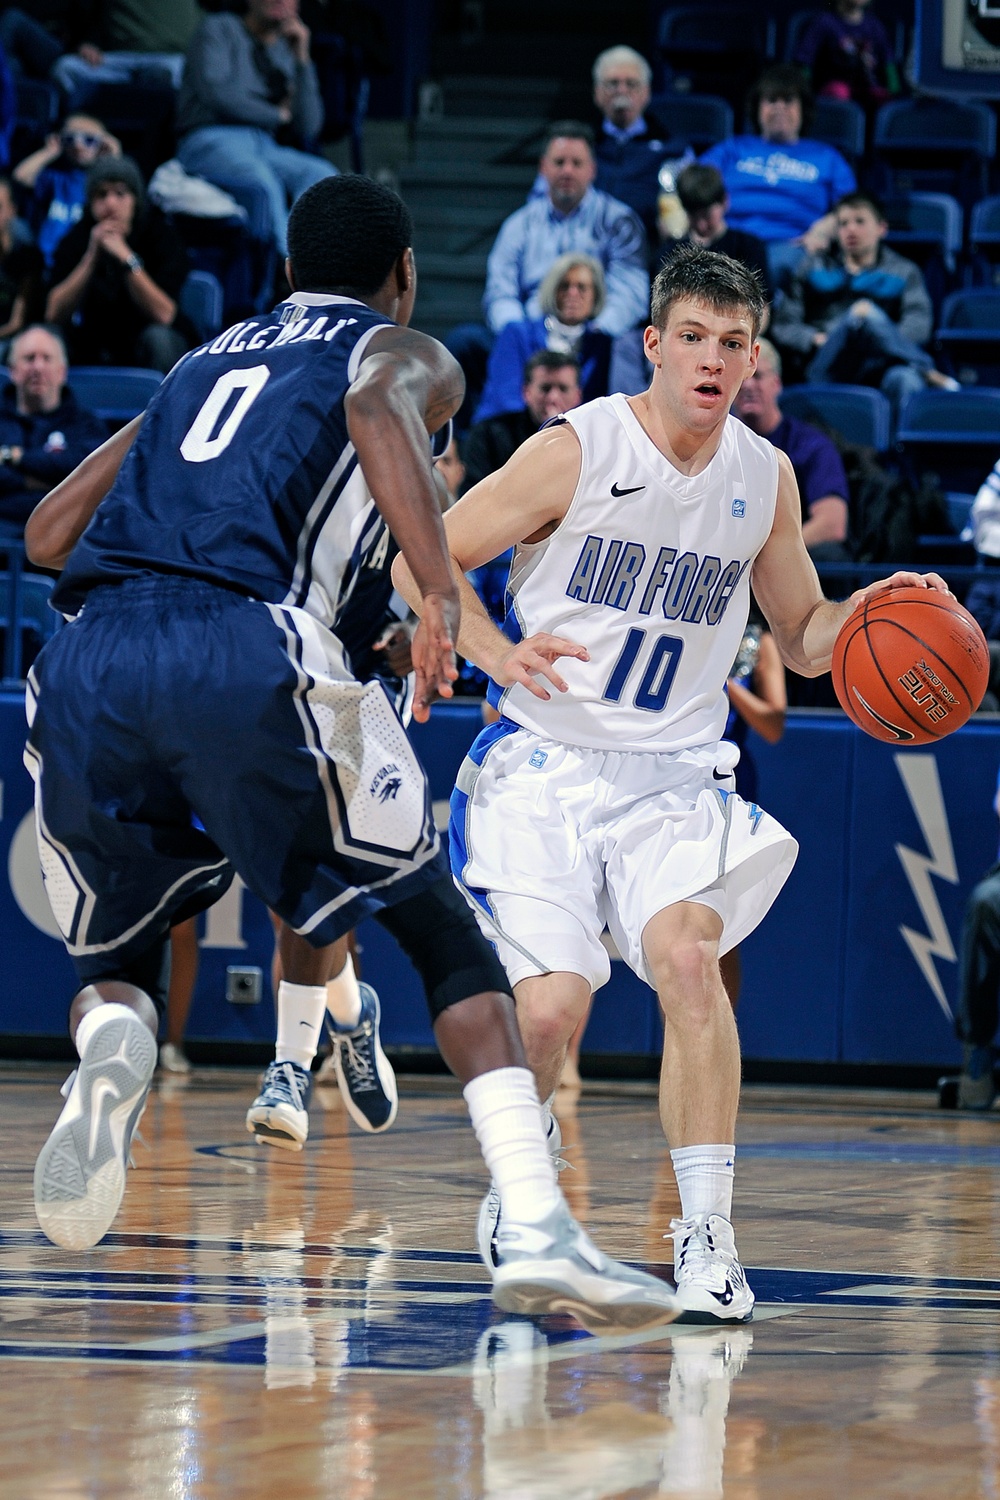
xmin=835 ymin=191 xmax=886 ymax=223
xmin=651 ymin=243 xmax=765 ymax=340
xmin=676 ymin=163 xmax=726 ymax=215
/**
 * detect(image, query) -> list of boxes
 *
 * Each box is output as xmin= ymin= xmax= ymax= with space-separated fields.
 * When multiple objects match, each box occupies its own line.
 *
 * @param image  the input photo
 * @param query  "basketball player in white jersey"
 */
xmin=395 ymin=244 xmax=948 ymax=1322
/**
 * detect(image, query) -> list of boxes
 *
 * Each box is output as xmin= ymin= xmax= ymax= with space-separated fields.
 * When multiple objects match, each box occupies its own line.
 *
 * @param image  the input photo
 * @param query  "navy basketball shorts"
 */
xmin=24 ymin=576 xmax=445 ymax=972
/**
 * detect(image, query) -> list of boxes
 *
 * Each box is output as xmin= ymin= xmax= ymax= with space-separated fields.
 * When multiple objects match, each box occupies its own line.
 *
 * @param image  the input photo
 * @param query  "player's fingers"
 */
xmin=511 ymin=662 xmax=552 ymax=701
xmin=534 ymin=634 xmax=589 ymax=661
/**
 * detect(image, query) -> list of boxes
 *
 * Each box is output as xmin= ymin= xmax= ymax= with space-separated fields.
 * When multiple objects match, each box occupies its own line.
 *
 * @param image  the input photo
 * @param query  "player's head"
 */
xmin=286 ymin=175 xmax=416 ymax=324
xmin=645 ymin=244 xmax=765 ymax=435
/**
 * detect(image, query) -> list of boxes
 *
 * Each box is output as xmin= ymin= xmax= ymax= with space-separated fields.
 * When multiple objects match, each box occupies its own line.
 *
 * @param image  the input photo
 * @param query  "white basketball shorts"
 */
xmin=449 ymin=721 xmax=798 ymax=991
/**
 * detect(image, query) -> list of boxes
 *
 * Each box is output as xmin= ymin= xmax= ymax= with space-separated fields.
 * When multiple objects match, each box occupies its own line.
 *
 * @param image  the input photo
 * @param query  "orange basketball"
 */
xmin=831 ymin=586 xmax=989 ymax=744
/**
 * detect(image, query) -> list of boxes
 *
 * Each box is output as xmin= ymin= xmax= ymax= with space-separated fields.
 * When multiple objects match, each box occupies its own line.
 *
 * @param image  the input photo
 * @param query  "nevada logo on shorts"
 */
xmin=732 ymin=498 xmax=746 ymax=518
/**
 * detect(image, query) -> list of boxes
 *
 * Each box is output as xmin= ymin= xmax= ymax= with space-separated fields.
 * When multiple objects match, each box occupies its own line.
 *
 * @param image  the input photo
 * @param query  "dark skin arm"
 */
xmin=24 ymin=417 xmax=142 ymax=569
xmin=346 ymin=324 xmax=465 ymax=722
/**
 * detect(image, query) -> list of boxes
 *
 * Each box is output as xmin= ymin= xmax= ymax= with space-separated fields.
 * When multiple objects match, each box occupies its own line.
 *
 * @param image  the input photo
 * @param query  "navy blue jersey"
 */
xmin=53 ymin=293 xmax=395 ymax=621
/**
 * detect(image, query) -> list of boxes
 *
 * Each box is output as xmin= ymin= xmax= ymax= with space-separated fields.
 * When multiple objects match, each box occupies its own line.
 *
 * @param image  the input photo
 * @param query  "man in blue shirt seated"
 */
xmin=591 ymin=44 xmax=691 ymax=252
xmin=732 ymin=336 xmax=851 ymax=560
xmin=772 ymin=191 xmax=955 ymax=411
xmin=483 ymin=120 xmax=649 ymax=341
xmin=701 ymin=63 xmax=856 ymax=286
xmin=0 ymin=324 xmax=106 ymax=530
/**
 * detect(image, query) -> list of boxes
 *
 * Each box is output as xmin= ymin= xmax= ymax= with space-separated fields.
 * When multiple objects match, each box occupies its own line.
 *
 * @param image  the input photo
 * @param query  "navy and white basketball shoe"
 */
xmin=670 ymin=1214 xmax=755 ymax=1323
xmin=247 ymin=1061 xmax=314 ymax=1150
xmin=34 ymin=1010 xmax=157 ymax=1249
xmin=328 ymin=983 xmax=397 ymax=1132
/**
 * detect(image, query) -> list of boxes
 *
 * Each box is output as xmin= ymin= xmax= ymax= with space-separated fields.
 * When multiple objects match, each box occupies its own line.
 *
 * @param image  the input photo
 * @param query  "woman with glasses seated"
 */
xmin=13 ymin=113 xmax=120 ymax=270
xmin=473 ymin=253 xmax=612 ymax=423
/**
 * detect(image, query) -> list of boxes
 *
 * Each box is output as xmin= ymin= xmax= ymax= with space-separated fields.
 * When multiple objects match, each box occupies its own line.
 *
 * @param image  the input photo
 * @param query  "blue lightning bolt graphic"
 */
xmin=894 ymin=754 xmax=958 ymax=1019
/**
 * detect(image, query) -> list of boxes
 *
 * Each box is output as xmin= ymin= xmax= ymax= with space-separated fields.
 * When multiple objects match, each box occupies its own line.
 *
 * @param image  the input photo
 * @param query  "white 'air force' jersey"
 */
xmin=488 ymin=394 xmax=779 ymax=752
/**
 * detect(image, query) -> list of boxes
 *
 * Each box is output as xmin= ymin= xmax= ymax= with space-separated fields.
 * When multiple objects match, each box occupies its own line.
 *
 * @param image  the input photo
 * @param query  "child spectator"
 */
xmin=46 ymin=156 xmax=193 ymax=373
xmin=14 ymin=114 xmax=120 ymax=270
xmin=772 ymin=192 xmax=955 ymax=411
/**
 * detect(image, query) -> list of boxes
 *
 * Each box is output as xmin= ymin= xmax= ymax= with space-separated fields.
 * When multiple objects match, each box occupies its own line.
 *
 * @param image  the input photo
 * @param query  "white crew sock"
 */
xmin=326 ymin=954 xmax=362 ymax=1029
xmin=74 ymin=1002 xmax=142 ymax=1058
xmin=275 ymin=982 xmax=328 ymax=1068
xmin=463 ymin=1067 xmax=561 ymax=1226
xmin=670 ymin=1144 xmax=736 ymax=1222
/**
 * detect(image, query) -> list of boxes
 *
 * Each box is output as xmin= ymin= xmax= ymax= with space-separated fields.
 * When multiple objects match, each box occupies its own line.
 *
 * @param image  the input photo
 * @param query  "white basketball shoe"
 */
xmin=670 ymin=1214 xmax=755 ymax=1323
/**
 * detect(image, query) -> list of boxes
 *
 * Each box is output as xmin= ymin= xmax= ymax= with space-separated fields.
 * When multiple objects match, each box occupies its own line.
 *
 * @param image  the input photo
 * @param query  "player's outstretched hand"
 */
xmin=411 ymin=592 xmax=459 ymax=723
xmin=493 ymin=633 xmax=589 ymax=702
xmin=848 ymin=570 xmax=952 ymax=611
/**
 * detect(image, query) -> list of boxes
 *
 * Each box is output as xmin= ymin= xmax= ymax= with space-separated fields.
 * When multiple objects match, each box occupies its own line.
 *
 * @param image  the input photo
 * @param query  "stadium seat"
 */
xmin=63 ymin=80 xmax=176 ymax=179
xmin=647 ymin=92 xmax=733 ymax=152
xmin=895 ymin=387 xmax=1000 ymax=497
xmin=200 ymin=177 xmax=278 ymax=313
xmin=656 ymin=7 xmax=776 ymax=110
xmin=68 ymin=368 xmax=163 ymax=424
xmin=0 ymin=561 xmax=58 ymax=684
xmin=782 ymin=9 xmax=821 ymax=62
xmin=811 ymin=96 xmax=866 ymax=163
xmin=779 ymin=384 xmax=892 ymax=452
xmin=935 ymin=289 xmax=1000 ymax=386
xmin=873 ymin=98 xmax=995 ymax=208
xmin=179 ymin=270 xmax=224 ymax=342
xmin=969 ymin=196 xmax=1000 ymax=287
xmin=883 ymin=192 xmax=963 ymax=273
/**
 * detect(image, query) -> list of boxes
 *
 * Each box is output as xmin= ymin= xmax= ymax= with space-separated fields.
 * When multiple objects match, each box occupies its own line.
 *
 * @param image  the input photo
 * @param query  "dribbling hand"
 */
xmin=411 ymin=592 xmax=459 ymax=723
xmin=493 ymin=633 xmax=589 ymax=701
xmin=847 ymin=570 xmax=952 ymax=611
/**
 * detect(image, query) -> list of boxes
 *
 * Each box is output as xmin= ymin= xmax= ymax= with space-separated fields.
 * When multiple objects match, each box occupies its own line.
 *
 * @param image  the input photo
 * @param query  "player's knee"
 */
xmin=516 ymin=981 xmax=588 ymax=1052
xmin=651 ymin=937 xmax=722 ymax=1023
xmin=377 ymin=877 xmax=512 ymax=1022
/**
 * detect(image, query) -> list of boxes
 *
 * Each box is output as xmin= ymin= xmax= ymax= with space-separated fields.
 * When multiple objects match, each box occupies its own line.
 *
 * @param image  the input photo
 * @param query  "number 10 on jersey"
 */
xmin=602 ymin=628 xmax=684 ymax=713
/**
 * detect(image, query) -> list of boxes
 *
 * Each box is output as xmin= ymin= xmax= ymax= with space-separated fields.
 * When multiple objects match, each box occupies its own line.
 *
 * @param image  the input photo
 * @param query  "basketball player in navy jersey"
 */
xmin=395 ymin=244 xmax=949 ymax=1323
xmin=22 ymin=175 xmax=684 ymax=1334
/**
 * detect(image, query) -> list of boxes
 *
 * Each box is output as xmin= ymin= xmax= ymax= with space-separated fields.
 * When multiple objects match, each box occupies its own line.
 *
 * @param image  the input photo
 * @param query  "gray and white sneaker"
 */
xmin=34 ymin=1011 xmax=157 ymax=1250
xmin=670 ymin=1214 xmax=754 ymax=1323
xmin=476 ymin=1114 xmax=564 ymax=1271
xmin=492 ymin=1200 xmax=681 ymax=1334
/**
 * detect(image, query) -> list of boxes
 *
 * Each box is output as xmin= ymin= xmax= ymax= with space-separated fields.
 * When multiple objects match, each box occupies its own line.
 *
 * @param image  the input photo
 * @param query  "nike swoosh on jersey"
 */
xmin=610 ymin=482 xmax=645 ymax=497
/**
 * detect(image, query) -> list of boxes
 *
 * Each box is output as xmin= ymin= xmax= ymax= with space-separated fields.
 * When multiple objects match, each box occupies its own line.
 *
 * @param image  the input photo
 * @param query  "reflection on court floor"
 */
xmin=2 ymin=1069 xmax=1000 ymax=1498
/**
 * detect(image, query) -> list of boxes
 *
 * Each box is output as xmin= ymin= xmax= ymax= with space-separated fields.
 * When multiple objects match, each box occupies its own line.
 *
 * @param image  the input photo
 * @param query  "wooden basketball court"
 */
xmin=2 ymin=1065 xmax=999 ymax=1497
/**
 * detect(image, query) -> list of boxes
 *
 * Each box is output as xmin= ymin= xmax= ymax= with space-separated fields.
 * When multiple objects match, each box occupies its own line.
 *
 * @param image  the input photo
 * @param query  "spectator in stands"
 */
xmin=46 ymin=156 xmax=192 ymax=372
xmin=732 ymin=337 xmax=850 ymax=560
xmin=793 ymin=0 xmax=898 ymax=111
xmin=701 ymin=64 xmax=856 ymax=286
xmin=14 ymin=113 xmax=120 ymax=270
xmin=0 ymin=323 xmax=106 ymax=529
xmin=0 ymin=175 xmax=42 ymax=343
xmin=772 ymin=191 xmax=955 ymax=411
xmin=176 ymin=0 xmax=336 ymax=256
xmin=461 ymin=350 xmax=582 ymax=494
xmin=434 ymin=434 xmax=464 ymax=506
xmin=483 ymin=121 xmax=649 ymax=340
xmin=51 ymin=0 xmax=203 ymax=94
xmin=474 ymin=252 xmax=611 ymax=422
xmin=0 ymin=5 xmax=95 ymax=82
xmin=591 ymin=44 xmax=691 ymax=249
xmin=662 ymin=163 xmax=774 ymax=307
